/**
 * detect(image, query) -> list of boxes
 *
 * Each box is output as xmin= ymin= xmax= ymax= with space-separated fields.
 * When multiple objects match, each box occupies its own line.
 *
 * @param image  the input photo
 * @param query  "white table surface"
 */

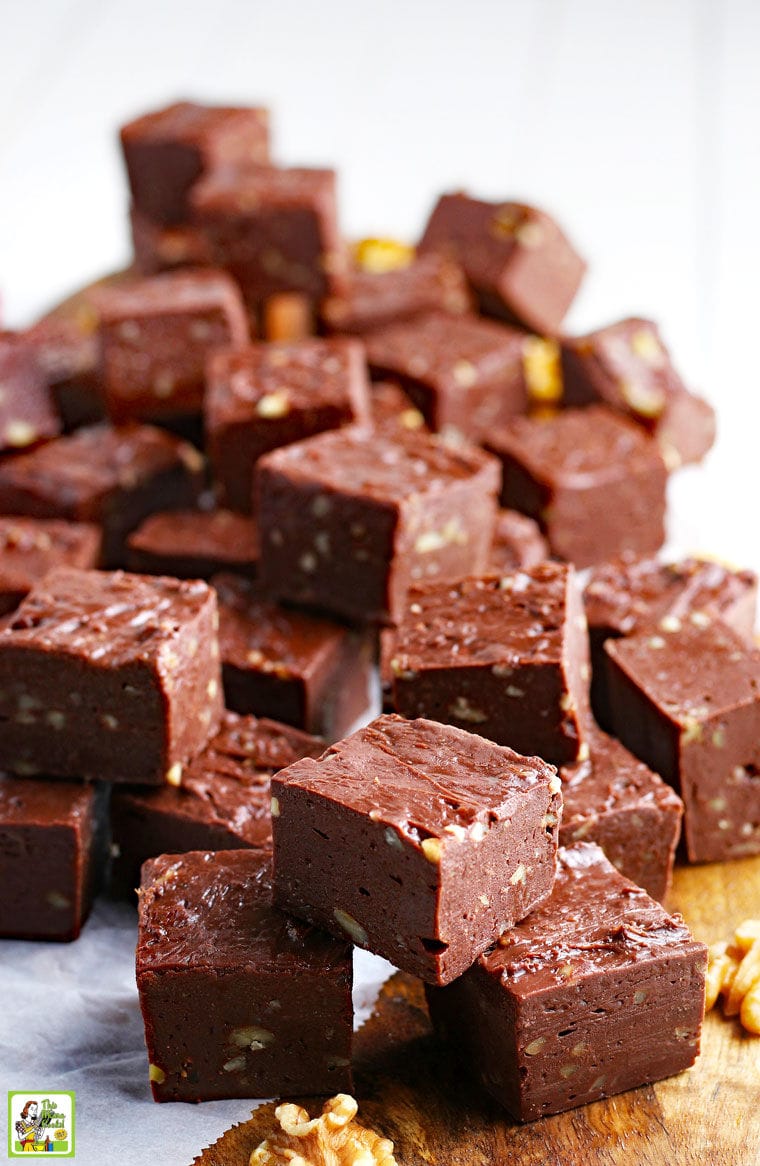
xmin=1 ymin=3 xmax=759 ymax=1163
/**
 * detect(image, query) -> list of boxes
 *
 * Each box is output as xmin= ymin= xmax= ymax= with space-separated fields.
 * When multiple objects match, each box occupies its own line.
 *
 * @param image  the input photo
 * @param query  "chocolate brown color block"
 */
xmin=0 ymin=517 xmax=101 ymax=615
xmin=272 ymin=714 xmax=562 ymax=986
xmin=0 ymin=568 xmax=222 ymax=783
xmin=127 ymin=509 xmax=259 ymax=580
xmin=0 ymin=332 xmax=61 ymax=452
xmin=137 ymin=850 xmax=353 ymax=1103
xmin=321 ymin=253 xmax=472 ymax=335
xmin=425 ymin=843 xmax=707 ymax=1122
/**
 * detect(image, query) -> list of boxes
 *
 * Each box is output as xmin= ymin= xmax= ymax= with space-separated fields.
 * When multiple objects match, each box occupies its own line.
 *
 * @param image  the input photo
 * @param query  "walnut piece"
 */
xmin=249 ymin=1093 xmax=397 ymax=1165
xmin=704 ymin=919 xmax=760 ymax=1034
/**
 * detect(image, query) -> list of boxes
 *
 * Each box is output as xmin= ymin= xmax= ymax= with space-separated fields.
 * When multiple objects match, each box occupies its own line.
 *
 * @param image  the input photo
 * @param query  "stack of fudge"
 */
xmin=1 ymin=98 xmax=759 ymax=1125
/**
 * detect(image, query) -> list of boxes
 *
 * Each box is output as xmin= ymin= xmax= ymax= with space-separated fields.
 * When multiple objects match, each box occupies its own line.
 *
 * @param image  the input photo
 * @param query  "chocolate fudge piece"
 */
xmin=130 ymin=204 xmax=212 ymax=274
xmin=321 ymin=253 xmax=472 ymax=335
xmin=489 ymin=509 xmax=549 ymax=573
xmin=364 ymin=311 xmax=528 ymax=441
xmin=257 ymin=426 xmax=499 ymax=624
xmin=605 ymin=620 xmax=760 ymax=863
xmin=0 ymin=774 xmax=107 ymax=940
xmin=584 ymin=552 xmax=758 ymax=727
xmin=0 ymin=568 xmax=222 ymax=783
xmin=485 ymin=406 xmax=668 ymax=567
xmin=213 ymin=572 xmax=372 ymax=738
xmin=0 ymin=422 xmax=205 ymax=566
xmin=654 ymin=386 xmax=716 ymax=469
xmin=191 ymin=166 xmax=347 ymax=307
xmin=272 ymin=713 xmax=562 ymax=985
xmin=137 ymin=849 xmax=353 ymax=1102
xmin=370 ymin=382 xmax=429 ymax=437
xmin=121 ymin=101 xmax=270 ymax=226
xmin=127 ymin=509 xmax=258 ymax=579
xmin=110 ymin=711 xmax=323 ymax=893
xmin=390 ymin=564 xmax=588 ymax=765
xmin=0 ymin=517 xmax=101 ymax=615
xmin=425 ymin=843 xmax=707 ymax=1122
xmin=559 ymin=725 xmax=683 ymax=901
xmin=0 ymin=332 xmax=61 ymax=452
xmin=206 ymin=338 xmax=371 ymax=512
xmin=95 ymin=269 xmax=249 ymax=423
xmin=419 ymin=193 xmax=586 ymax=334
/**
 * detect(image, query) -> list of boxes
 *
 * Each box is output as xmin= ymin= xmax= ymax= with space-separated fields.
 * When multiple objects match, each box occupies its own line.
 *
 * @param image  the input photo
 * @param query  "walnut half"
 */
xmin=249 ymin=1093 xmax=397 ymax=1166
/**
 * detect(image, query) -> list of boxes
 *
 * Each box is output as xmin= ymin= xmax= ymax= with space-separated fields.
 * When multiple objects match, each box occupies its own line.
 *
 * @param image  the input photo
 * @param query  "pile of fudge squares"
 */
xmin=1 ymin=99 xmax=758 ymax=1127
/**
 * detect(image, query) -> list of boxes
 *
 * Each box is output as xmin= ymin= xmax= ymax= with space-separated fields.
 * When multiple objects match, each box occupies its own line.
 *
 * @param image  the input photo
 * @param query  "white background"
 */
xmin=1 ymin=2 xmax=759 ymax=1163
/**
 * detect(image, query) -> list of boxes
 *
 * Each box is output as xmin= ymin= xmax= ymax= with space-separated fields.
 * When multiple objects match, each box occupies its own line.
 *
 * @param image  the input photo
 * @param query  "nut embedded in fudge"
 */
xmin=120 ymin=100 xmax=271 ymax=227
xmin=370 ymin=382 xmax=429 ymax=438
xmin=0 ymin=422 xmax=205 ymax=567
xmin=0 ymin=517 xmax=101 ymax=616
xmin=0 ymin=331 xmax=61 ymax=452
xmin=206 ymin=337 xmax=371 ymax=513
xmin=257 ymin=425 xmax=499 ymax=624
xmin=136 ymin=849 xmax=353 ymax=1102
xmin=418 ymin=192 xmax=586 ymax=334
xmin=127 ymin=508 xmax=259 ymax=580
xmin=94 ymin=268 xmax=249 ymax=424
xmin=213 ymin=572 xmax=373 ymax=738
xmin=0 ymin=567 xmax=223 ymax=783
xmin=425 ymin=843 xmax=707 ymax=1122
xmin=605 ymin=619 xmax=760 ymax=863
xmin=559 ymin=724 xmax=683 ymax=902
xmin=271 ymin=713 xmax=563 ymax=986
xmin=364 ymin=310 xmax=528 ymax=441
xmin=391 ymin=564 xmax=589 ymax=766
xmin=485 ymin=405 xmax=669 ymax=568
xmin=190 ymin=165 xmax=347 ymax=307
xmin=320 ymin=252 xmax=472 ymax=336
xmin=584 ymin=552 xmax=758 ymax=728
xmin=0 ymin=773 xmax=108 ymax=941
xmin=110 ymin=710 xmax=323 ymax=894
xmin=489 ymin=509 xmax=549 ymax=573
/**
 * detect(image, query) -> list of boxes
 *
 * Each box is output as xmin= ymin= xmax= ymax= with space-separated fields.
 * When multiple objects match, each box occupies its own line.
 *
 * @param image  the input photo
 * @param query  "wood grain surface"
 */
xmin=195 ymin=855 xmax=760 ymax=1166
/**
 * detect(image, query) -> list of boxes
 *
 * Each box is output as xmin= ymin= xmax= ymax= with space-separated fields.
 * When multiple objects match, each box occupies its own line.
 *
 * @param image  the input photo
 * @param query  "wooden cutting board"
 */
xmin=195 ymin=858 xmax=760 ymax=1166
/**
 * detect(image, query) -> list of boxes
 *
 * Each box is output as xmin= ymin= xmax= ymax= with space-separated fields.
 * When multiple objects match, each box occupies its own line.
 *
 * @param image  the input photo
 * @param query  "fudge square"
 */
xmin=425 ymin=843 xmax=707 ymax=1122
xmin=213 ymin=572 xmax=373 ymax=739
xmin=271 ymin=713 xmax=563 ymax=986
xmin=0 ymin=331 xmax=61 ymax=452
xmin=605 ymin=619 xmax=760 ymax=863
xmin=489 ymin=509 xmax=549 ymax=573
xmin=0 ymin=517 xmax=101 ymax=615
xmin=0 ymin=568 xmax=223 ymax=783
xmin=257 ymin=426 xmax=500 ymax=624
xmin=206 ymin=337 xmax=371 ymax=513
xmin=0 ymin=773 xmax=107 ymax=941
xmin=0 ymin=422 xmax=205 ymax=567
xmin=94 ymin=269 xmax=249 ymax=423
xmin=127 ymin=508 xmax=259 ymax=580
xmin=190 ymin=165 xmax=347 ymax=306
xmin=110 ymin=711 xmax=323 ymax=894
xmin=363 ymin=310 xmax=528 ymax=441
xmin=485 ymin=406 xmax=669 ymax=568
xmin=418 ymin=192 xmax=586 ymax=334
xmin=559 ymin=724 xmax=684 ymax=902
xmin=584 ymin=551 xmax=757 ymax=727
xmin=390 ymin=564 xmax=589 ymax=766
xmin=137 ymin=849 xmax=353 ymax=1102
xmin=120 ymin=100 xmax=271 ymax=226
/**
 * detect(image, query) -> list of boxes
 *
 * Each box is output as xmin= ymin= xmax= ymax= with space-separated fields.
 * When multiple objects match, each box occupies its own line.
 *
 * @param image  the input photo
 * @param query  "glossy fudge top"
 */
xmin=258 ymin=425 xmax=498 ymax=502
xmin=95 ymin=268 xmax=243 ymax=319
xmin=213 ymin=573 xmax=348 ymax=677
xmin=584 ymin=552 xmax=757 ymax=636
xmin=275 ymin=713 xmax=560 ymax=846
xmin=321 ymin=253 xmax=471 ymax=333
xmin=560 ymin=725 xmax=683 ymax=818
xmin=2 ymin=567 xmax=216 ymax=669
xmin=392 ymin=564 xmax=575 ymax=671
xmin=192 ymin=165 xmax=337 ymax=214
xmin=484 ymin=843 xmax=696 ymax=991
xmin=0 ymin=422 xmax=204 ymax=504
xmin=487 ymin=406 xmax=666 ymax=485
xmin=137 ymin=849 xmax=350 ymax=973
xmin=0 ymin=518 xmax=101 ymax=589
xmin=130 ymin=712 xmax=323 ymax=840
xmin=207 ymin=338 xmax=367 ymax=428
xmin=128 ymin=509 xmax=259 ymax=565
xmin=364 ymin=310 xmax=525 ymax=387
xmin=0 ymin=771 xmax=97 ymax=826
xmin=605 ymin=620 xmax=760 ymax=724
xmin=121 ymin=101 xmax=269 ymax=146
